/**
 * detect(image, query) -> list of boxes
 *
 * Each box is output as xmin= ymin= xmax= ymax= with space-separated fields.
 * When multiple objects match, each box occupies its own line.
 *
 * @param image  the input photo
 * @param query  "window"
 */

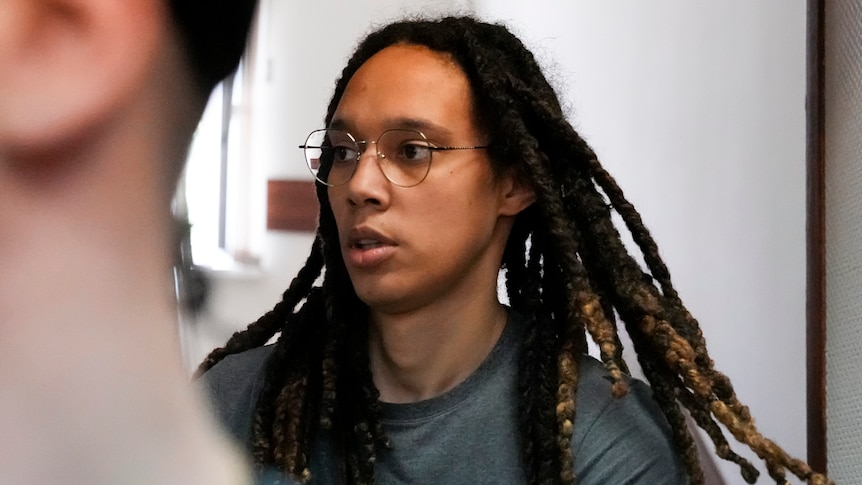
xmin=176 ymin=65 xmax=256 ymax=271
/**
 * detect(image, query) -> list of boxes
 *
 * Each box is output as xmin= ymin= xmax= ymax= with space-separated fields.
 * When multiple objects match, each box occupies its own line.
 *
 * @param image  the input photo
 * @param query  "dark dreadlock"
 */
xmin=196 ymin=16 xmax=831 ymax=485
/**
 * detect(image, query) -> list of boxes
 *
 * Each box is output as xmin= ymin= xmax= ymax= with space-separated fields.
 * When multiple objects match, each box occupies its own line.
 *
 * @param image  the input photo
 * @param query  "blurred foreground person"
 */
xmin=200 ymin=16 xmax=831 ymax=485
xmin=0 ymin=1 xmax=255 ymax=483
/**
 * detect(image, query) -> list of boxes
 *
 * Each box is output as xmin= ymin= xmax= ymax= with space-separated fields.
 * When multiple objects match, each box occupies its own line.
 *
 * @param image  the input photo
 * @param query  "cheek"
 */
xmin=415 ymin=185 xmax=500 ymax=242
xmin=326 ymin=191 xmax=351 ymax=240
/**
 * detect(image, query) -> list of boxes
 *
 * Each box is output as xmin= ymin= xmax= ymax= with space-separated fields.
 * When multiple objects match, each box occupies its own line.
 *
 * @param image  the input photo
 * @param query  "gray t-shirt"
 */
xmin=202 ymin=313 xmax=688 ymax=484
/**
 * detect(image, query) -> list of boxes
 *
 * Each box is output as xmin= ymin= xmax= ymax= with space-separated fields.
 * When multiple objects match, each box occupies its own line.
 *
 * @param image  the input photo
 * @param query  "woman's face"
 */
xmin=327 ymin=44 xmax=531 ymax=316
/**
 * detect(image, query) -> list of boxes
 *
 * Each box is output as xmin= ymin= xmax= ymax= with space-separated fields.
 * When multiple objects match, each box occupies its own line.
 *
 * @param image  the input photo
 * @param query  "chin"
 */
xmin=356 ymin=291 xmax=419 ymax=316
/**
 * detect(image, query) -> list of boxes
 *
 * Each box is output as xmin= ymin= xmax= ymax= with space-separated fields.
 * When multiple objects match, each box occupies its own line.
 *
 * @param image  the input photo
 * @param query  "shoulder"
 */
xmin=202 ymin=345 xmax=274 ymax=389
xmin=572 ymin=356 xmax=655 ymax=434
xmin=199 ymin=345 xmax=275 ymax=445
xmin=572 ymin=355 xmax=689 ymax=484
xmin=572 ymin=355 xmax=666 ymax=446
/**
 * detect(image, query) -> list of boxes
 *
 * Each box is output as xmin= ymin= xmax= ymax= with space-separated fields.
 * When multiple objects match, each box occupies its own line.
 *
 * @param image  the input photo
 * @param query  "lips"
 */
xmin=344 ymin=227 xmax=396 ymax=268
xmin=348 ymin=227 xmax=394 ymax=247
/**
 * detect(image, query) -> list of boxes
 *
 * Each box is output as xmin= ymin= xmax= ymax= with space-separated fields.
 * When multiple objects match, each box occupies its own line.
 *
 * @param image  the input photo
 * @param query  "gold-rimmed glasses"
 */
xmin=300 ymin=128 xmax=489 ymax=187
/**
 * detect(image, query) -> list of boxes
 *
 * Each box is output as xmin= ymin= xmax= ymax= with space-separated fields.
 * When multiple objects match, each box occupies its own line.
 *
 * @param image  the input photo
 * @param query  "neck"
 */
xmin=368 ymin=294 xmax=508 ymax=403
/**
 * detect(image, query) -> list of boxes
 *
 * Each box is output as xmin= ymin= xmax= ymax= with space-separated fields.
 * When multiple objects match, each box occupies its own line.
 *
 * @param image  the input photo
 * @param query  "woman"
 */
xmin=200 ymin=16 xmax=829 ymax=485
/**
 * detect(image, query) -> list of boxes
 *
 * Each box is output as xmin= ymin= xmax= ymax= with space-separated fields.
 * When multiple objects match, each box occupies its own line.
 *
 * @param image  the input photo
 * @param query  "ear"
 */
xmin=0 ymin=0 xmax=169 ymax=155
xmin=498 ymin=168 xmax=537 ymax=217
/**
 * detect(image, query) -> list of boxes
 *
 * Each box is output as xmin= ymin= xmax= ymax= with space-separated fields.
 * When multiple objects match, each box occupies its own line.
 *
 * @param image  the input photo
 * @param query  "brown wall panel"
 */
xmin=267 ymin=180 xmax=319 ymax=232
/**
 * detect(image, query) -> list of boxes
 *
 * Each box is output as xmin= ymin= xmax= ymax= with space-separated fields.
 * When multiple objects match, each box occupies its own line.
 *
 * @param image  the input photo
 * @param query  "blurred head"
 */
xmin=0 ymin=0 xmax=256 ymax=173
xmin=167 ymin=0 xmax=258 ymax=95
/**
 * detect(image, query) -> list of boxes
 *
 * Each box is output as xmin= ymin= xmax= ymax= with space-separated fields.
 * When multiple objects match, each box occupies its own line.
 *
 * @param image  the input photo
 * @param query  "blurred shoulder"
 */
xmin=199 ymin=345 xmax=275 ymax=445
xmin=203 ymin=345 xmax=275 ymax=386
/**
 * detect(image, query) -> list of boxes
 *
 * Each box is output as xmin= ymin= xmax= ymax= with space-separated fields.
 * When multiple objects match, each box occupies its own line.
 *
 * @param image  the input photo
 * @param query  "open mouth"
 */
xmin=353 ymin=239 xmax=384 ymax=250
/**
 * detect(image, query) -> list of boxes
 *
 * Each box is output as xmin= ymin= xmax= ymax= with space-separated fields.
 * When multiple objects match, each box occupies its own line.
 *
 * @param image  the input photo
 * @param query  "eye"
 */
xmin=332 ymin=144 xmax=358 ymax=163
xmin=395 ymin=141 xmax=432 ymax=163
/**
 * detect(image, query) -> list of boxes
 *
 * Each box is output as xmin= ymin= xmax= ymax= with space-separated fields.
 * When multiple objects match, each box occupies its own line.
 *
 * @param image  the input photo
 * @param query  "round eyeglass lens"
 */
xmin=376 ymin=129 xmax=433 ymax=187
xmin=303 ymin=129 xmax=358 ymax=186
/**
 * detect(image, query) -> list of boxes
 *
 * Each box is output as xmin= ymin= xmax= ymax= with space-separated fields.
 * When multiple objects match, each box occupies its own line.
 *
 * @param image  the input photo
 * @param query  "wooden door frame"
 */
xmin=806 ymin=0 xmax=826 ymax=473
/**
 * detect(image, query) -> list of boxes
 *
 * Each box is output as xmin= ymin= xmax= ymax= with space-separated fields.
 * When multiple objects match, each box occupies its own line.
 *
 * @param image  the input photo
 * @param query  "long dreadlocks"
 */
xmin=197 ymin=16 xmax=830 ymax=485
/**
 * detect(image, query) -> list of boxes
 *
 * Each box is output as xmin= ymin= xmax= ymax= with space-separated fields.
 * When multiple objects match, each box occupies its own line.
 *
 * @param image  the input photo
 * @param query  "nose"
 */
xmin=342 ymin=148 xmax=390 ymax=208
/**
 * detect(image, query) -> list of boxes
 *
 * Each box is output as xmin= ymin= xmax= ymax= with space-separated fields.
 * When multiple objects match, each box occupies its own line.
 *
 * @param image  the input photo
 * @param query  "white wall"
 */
xmin=186 ymin=2 xmax=809 ymax=483
xmin=824 ymin=1 xmax=862 ymax=482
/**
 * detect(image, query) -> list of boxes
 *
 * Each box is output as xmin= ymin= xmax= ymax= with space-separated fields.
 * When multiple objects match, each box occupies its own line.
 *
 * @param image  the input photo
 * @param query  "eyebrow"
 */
xmin=329 ymin=117 xmax=454 ymax=139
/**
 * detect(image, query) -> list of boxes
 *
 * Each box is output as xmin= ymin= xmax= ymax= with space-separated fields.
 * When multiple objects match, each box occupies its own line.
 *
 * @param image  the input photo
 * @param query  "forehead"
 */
xmin=331 ymin=44 xmax=478 ymax=138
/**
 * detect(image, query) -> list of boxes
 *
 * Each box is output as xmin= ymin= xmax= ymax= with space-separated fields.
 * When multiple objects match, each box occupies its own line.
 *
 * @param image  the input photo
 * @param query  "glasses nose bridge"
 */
xmin=350 ymin=138 xmax=390 ymax=185
xmin=355 ymin=138 xmax=384 ymax=162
